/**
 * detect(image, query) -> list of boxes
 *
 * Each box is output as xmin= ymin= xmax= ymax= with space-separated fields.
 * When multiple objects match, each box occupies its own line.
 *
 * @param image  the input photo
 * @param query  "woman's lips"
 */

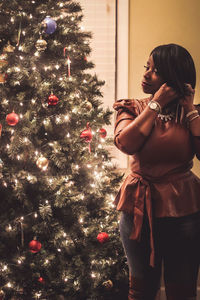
xmin=142 ymin=81 xmax=151 ymax=87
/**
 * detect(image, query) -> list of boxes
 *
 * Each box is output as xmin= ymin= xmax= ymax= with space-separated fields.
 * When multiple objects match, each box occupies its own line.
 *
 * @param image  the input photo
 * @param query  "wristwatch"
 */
xmin=148 ymin=100 xmax=161 ymax=114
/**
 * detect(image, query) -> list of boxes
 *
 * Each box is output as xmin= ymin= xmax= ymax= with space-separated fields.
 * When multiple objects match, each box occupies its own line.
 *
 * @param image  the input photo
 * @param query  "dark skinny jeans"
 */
xmin=119 ymin=210 xmax=200 ymax=299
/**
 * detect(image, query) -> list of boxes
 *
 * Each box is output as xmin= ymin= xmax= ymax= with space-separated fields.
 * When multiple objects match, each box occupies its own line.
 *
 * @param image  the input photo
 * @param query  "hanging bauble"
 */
xmin=99 ymin=128 xmax=107 ymax=138
xmin=80 ymin=122 xmax=92 ymax=143
xmin=38 ymin=277 xmax=45 ymax=284
xmin=3 ymin=42 xmax=15 ymax=53
xmin=35 ymin=37 xmax=47 ymax=52
xmin=82 ymin=100 xmax=92 ymax=110
xmin=0 ymin=54 xmax=8 ymax=84
xmin=42 ymin=17 xmax=57 ymax=34
xmin=0 ymin=289 xmax=5 ymax=300
xmin=29 ymin=240 xmax=42 ymax=253
xmin=97 ymin=232 xmax=109 ymax=243
xmin=6 ymin=112 xmax=19 ymax=126
xmin=36 ymin=156 xmax=49 ymax=170
xmin=48 ymin=93 xmax=59 ymax=106
xmin=102 ymin=280 xmax=113 ymax=290
xmin=0 ymin=54 xmax=8 ymax=69
xmin=0 ymin=158 xmax=3 ymax=168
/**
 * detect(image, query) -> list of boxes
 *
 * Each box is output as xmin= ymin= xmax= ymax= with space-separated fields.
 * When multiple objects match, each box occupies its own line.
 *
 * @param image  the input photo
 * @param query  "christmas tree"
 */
xmin=0 ymin=1 xmax=128 ymax=299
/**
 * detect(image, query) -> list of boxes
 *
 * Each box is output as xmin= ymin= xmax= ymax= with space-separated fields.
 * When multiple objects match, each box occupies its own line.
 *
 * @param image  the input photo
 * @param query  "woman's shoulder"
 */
xmin=113 ymin=97 xmax=150 ymax=114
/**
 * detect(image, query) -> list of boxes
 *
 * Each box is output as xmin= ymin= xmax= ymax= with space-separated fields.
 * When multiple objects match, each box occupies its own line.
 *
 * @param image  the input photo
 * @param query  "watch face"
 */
xmin=150 ymin=102 xmax=157 ymax=109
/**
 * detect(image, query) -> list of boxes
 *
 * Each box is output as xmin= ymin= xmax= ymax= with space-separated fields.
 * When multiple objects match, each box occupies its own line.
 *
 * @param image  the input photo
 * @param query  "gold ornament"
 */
xmin=102 ymin=280 xmax=113 ymax=289
xmin=83 ymin=101 xmax=92 ymax=110
xmin=3 ymin=41 xmax=15 ymax=53
xmin=36 ymin=156 xmax=49 ymax=170
xmin=35 ymin=36 xmax=47 ymax=52
xmin=0 ymin=54 xmax=8 ymax=67
xmin=0 ymin=289 xmax=5 ymax=298
xmin=0 ymin=54 xmax=8 ymax=84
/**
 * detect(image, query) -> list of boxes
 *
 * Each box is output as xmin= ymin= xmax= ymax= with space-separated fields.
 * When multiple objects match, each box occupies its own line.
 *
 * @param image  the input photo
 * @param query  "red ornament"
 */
xmin=99 ymin=128 xmax=107 ymax=138
xmin=48 ymin=94 xmax=59 ymax=106
xmin=97 ymin=232 xmax=109 ymax=243
xmin=6 ymin=112 xmax=19 ymax=126
xmin=80 ymin=123 xmax=92 ymax=143
xmin=29 ymin=240 xmax=42 ymax=253
xmin=38 ymin=277 xmax=45 ymax=284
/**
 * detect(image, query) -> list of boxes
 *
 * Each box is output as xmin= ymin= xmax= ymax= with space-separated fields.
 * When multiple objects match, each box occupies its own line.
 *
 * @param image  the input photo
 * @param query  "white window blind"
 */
xmin=79 ymin=0 xmax=116 ymax=136
xmin=79 ymin=0 xmax=129 ymax=169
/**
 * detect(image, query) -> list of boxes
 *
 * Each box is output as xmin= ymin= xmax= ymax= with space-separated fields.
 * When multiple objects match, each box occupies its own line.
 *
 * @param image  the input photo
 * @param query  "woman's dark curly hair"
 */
xmin=150 ymin=43 xmax=196 ymax=96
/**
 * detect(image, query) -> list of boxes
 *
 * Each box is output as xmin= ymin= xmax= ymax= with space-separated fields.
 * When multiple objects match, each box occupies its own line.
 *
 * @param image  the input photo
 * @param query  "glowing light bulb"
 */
xmin=7 ymin=282 xmax=12 ymax=288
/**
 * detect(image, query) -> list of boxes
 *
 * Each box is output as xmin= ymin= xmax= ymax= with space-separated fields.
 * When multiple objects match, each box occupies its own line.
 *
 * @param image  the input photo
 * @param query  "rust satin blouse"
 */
xmin=113 ymin=98 xmax=200 ymax=266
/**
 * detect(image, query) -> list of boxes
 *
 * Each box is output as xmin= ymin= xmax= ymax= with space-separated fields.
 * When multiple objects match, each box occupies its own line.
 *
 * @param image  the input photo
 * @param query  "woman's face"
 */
xmin=141 ymin=55 xmax=164 ymax=95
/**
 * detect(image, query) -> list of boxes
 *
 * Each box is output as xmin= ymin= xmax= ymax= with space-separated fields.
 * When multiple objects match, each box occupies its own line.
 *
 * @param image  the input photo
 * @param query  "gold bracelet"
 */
xmin=188 ymin=114 xmax=199 ymax=123
xmin=186 ymin=110 xmax=198 ymax=118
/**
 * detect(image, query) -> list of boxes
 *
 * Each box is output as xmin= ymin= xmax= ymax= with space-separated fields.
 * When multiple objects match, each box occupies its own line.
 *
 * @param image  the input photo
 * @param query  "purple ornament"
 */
xmin=43 ymin=17 xmax=57 ymax=34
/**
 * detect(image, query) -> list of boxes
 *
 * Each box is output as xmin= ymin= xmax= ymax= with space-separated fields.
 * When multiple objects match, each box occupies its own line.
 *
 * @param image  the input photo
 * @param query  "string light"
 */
xmin=7 ymin=282 xmax=12 ymax=288
xmin=18 ymin=45 xmax=23 ymax=51
xmin=2 ymin=265 xmax=8 ymax=271
xmin=7 ymin=224 xmax=12 ymax=231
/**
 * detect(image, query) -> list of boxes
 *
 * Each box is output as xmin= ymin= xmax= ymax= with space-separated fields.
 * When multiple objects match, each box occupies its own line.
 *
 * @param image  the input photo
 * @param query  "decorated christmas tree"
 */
xmin=0 ymin=1 xmax=128 ymax=299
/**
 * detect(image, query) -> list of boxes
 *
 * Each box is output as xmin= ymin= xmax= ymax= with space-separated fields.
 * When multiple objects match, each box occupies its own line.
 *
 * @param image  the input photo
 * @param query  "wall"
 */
xmin=129 ymin=0 xmax=200 ymax=176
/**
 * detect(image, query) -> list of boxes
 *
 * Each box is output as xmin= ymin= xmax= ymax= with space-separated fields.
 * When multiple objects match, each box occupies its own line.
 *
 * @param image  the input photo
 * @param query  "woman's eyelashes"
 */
xmin=144 ymin=65 xmax=159 ymax=74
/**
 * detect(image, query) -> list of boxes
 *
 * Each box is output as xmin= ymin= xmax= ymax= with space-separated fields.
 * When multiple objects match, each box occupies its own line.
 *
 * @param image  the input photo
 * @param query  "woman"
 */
xmin=113 ymin=43 xmax=200 ymax=300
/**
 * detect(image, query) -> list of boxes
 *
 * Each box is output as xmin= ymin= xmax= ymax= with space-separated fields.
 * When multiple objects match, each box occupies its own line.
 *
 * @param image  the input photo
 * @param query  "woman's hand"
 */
xmin=179 ymin=84 xmax=195 ymax=113
xmin=152 ymin=83 xmax=178 ymax=109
